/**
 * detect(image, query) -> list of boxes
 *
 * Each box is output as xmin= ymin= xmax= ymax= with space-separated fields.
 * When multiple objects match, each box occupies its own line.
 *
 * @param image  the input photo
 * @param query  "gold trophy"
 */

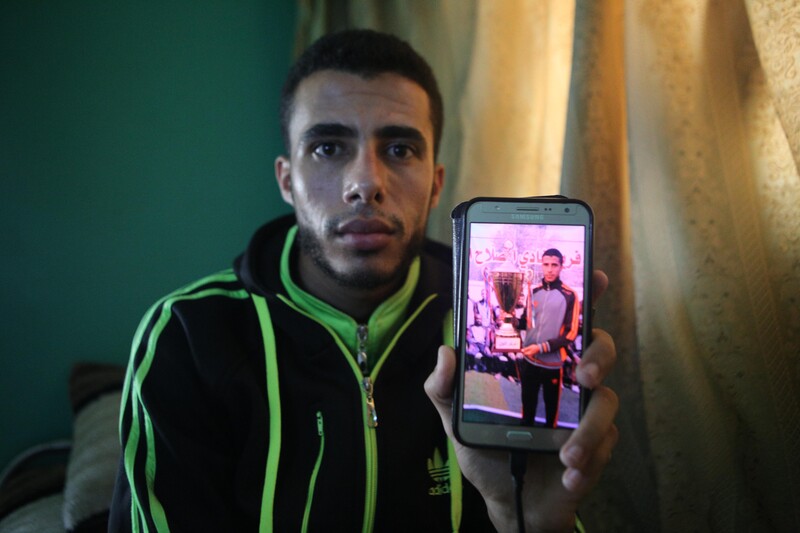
xmin=490 ymin=270 xmax=525 ymax=352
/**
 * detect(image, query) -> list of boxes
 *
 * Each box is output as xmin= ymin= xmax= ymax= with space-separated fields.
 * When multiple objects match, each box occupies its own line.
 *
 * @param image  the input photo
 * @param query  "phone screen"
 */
xmin=454 ymin=198 xmax=592 ymax=451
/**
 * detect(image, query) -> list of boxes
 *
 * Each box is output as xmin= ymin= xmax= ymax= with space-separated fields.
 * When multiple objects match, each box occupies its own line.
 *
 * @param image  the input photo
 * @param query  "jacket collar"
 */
xmin=541 ymin=277 xmax=563 ymax=291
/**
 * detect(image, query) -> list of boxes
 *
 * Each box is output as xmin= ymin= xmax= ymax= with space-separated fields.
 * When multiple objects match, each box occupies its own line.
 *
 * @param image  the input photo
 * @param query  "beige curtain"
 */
xmin=293 ymin=1 xmax=800 ymax=531
xmin=620 ymin=1 xmax=800 ymax=530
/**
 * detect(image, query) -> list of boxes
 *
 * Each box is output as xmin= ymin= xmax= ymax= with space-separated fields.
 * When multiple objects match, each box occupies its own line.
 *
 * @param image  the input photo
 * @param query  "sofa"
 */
xmin=0 ymin=363 xmax=126 ymax=533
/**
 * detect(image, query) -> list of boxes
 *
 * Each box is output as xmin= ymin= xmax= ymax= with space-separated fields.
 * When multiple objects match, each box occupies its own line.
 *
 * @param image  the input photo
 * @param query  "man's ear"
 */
xmin=275 ymin=156 xmax=294 ymax=206
xmin=429 ymin=163 xmax=445 ymax=209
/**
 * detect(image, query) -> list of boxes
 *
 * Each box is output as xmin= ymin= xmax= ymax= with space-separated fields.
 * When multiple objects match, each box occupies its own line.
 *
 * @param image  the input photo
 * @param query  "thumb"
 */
xmin=424 ymin=346 xmax=457 ymax=437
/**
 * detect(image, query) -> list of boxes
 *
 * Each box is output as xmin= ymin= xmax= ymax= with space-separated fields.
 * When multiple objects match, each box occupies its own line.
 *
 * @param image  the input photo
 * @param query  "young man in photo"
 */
xmin=520 ymin=249 xmax=581 ymax=428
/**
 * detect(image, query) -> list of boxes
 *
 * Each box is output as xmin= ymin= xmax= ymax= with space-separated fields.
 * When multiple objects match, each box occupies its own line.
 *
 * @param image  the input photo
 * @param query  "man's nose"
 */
xmin=343 ymin=148 xmax=386 ymax=205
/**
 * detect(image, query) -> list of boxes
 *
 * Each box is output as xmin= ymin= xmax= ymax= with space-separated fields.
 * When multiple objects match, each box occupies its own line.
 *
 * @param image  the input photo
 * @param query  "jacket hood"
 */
xmin=234 ymin=213 xmax=296 ymax=296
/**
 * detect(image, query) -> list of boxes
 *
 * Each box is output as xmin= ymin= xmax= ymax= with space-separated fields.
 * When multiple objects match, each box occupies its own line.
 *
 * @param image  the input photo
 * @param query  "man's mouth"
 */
xmin=335 ymin=218 xmax=396 ymax=250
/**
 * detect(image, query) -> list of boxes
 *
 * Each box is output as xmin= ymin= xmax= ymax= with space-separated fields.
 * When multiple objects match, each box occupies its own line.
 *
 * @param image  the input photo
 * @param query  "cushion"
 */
xmin=62 ymin=362 xmax=126 ymax=533
xmin=0 ymin=441 xmax=70 ymax=533
xmin=0 ymin=494 xmax=65 ymax=533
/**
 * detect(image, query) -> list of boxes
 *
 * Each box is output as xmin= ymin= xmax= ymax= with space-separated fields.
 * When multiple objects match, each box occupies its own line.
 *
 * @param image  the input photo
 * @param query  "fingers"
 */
xmin=591 ymin=270 xmax=608 ymax=305
xmin=581 ymin=269 xmax=614 ymax=389
xmin=576 ymin=328 xmax=616 ymax=389
xmin=520 ymin=345 xmax=535 ymax=357
xmin=556 ymin=270 xmax=618 ymax=494
xmin=559 ymin=385 xmax=619 ymax=493
xmin=561 ymin=423 xmax=618 ymax=493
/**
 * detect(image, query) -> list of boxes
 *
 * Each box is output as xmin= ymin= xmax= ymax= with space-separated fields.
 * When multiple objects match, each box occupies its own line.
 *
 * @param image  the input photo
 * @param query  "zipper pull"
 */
xmin=357 ymin=324 xmax=378 ymax=428
xmin=363 ymin=376 xmax=378 ymax=428
xmin=316 ymin=411 xmax=324 ymax=436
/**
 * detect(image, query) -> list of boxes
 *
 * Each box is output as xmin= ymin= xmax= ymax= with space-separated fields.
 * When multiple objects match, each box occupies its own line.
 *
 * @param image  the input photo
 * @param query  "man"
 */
xmin=472 ymin=288 xmax=492 ymax=328
xmin=110 ymin=30 xmax=618 ymax=532
xmin=466 ymin=289 xmax=492 ymax=372
xmin=520 ymin=249 xmax=580 ymax=428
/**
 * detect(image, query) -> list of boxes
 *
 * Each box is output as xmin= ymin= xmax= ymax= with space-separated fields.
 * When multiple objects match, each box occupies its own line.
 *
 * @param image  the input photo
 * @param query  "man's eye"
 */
xmin=312 ymin=142 xmax=342 ymax=158
xmin=386 ymin=144 xmax=416 ymax=160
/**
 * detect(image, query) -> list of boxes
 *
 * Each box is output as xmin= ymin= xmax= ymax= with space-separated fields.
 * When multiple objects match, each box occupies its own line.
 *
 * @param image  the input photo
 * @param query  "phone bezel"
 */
xmin=452 ymin=197 xmax=593 ymax=452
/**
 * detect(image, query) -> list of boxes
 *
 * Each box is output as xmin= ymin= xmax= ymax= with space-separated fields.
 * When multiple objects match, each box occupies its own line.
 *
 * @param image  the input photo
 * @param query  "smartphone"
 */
xmin=452 ymin=197 xmax=593 ymax=452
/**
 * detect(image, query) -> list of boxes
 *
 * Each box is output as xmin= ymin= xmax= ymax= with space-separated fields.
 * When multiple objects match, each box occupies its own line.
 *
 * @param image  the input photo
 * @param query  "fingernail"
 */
xmin=563 ymin=468 xmax=584 ymax=492
xmin=561 ymin=444 xmax=584 ymax=467
xmin=434 ymin=348 xmax=444 ymax=369
xmin=583 ymin=363 xmax=599 ymax=386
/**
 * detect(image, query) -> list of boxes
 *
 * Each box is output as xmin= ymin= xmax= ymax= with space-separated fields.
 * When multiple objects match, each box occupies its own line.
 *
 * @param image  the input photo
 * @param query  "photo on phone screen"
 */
xmin=453 ymin=198 xmax=592 ymax=451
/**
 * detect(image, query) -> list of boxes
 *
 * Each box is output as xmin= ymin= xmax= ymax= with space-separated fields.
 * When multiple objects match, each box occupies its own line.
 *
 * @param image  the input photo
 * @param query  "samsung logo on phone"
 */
xmin=511 ymin=213 xmax=545 ymax=221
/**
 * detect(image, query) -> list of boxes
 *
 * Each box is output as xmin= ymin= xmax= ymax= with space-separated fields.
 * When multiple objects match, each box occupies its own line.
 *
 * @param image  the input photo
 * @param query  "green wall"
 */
xmin=0 ymin=1 xmax=297 ymax=467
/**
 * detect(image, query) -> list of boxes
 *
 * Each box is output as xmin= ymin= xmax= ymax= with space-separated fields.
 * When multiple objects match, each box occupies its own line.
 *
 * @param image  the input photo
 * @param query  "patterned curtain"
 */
xmin=292 ymin=1 xmax=800 ymax=530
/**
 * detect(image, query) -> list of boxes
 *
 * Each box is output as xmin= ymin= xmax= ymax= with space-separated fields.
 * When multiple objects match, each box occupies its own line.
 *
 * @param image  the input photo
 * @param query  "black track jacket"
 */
xmin=109 ymin=215 xmax=493 ymax=532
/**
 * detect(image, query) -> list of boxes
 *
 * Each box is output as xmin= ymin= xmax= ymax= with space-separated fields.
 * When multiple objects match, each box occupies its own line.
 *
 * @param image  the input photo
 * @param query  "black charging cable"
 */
xmin=510 ymin=450 xmax=528 ymax=533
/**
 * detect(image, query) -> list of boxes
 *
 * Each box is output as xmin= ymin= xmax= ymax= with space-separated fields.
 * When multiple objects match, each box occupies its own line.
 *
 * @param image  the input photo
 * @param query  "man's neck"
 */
xmin=543 ymin=277 xmax=562 ymax=290
xmin=296 ymin=254 xmax=403 ymax=323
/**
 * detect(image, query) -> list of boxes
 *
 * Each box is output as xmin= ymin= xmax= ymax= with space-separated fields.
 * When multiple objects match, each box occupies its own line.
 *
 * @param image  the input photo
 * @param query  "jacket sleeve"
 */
xmin=108 ymin=298 xmax=239 ymax=532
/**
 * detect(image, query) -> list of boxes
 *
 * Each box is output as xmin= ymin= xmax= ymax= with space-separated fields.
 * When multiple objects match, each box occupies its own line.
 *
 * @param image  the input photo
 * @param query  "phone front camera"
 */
xmin=565 ymin=207 xmax=571 ymax=213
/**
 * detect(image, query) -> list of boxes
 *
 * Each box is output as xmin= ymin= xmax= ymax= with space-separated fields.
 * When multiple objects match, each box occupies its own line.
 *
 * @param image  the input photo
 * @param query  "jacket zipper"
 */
xmin=274 ymin=293 xmax=438 ymax=532
xmin=355 ymin=294 xmax=439 ymax=531
xmin=357 ymin=324 xmax=378 ymax=533
xmin=357 ymin=324 xmax=378 ymax=428
xmin=534 ymin=288 xmax=552 ymax=344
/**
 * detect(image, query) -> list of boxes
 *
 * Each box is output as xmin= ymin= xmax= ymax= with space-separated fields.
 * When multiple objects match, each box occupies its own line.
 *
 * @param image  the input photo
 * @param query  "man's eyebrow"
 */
xmin=300 ymin=123 xmax=428 ymax=149
xmin=376 ymin=125 xmax=427 ymax=145
xmin=301 ymin=123 xmax=357 ymax=143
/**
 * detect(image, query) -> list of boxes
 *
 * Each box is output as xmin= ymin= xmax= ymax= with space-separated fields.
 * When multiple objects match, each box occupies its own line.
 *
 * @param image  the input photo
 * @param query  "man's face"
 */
xmin=541 ymin=255 xmax=563 ymax=283
xmin=275 ymin=70 xmax=444 ymax=292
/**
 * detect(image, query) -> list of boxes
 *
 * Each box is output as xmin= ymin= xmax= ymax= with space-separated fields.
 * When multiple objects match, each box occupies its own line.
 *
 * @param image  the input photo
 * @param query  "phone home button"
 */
xmin=506 ymin=430 xmax=533 ymax=442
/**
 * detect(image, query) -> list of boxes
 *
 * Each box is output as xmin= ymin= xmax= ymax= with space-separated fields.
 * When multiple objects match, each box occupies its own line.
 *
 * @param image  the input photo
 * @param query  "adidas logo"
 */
xmin=427 ymin=448 xmax=451 ymax=496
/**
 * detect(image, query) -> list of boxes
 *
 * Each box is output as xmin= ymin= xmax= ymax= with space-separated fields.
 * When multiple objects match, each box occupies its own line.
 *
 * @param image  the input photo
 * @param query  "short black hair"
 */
xmin=279 ymin=29 xmax=444 ymax=159
xmin=542 ymin=248 xmax=563 ymax=265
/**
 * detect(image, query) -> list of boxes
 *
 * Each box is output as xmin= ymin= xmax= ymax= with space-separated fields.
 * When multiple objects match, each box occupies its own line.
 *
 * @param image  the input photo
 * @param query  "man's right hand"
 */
xmin=424 ymin=270 xmax=619 ymax=532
